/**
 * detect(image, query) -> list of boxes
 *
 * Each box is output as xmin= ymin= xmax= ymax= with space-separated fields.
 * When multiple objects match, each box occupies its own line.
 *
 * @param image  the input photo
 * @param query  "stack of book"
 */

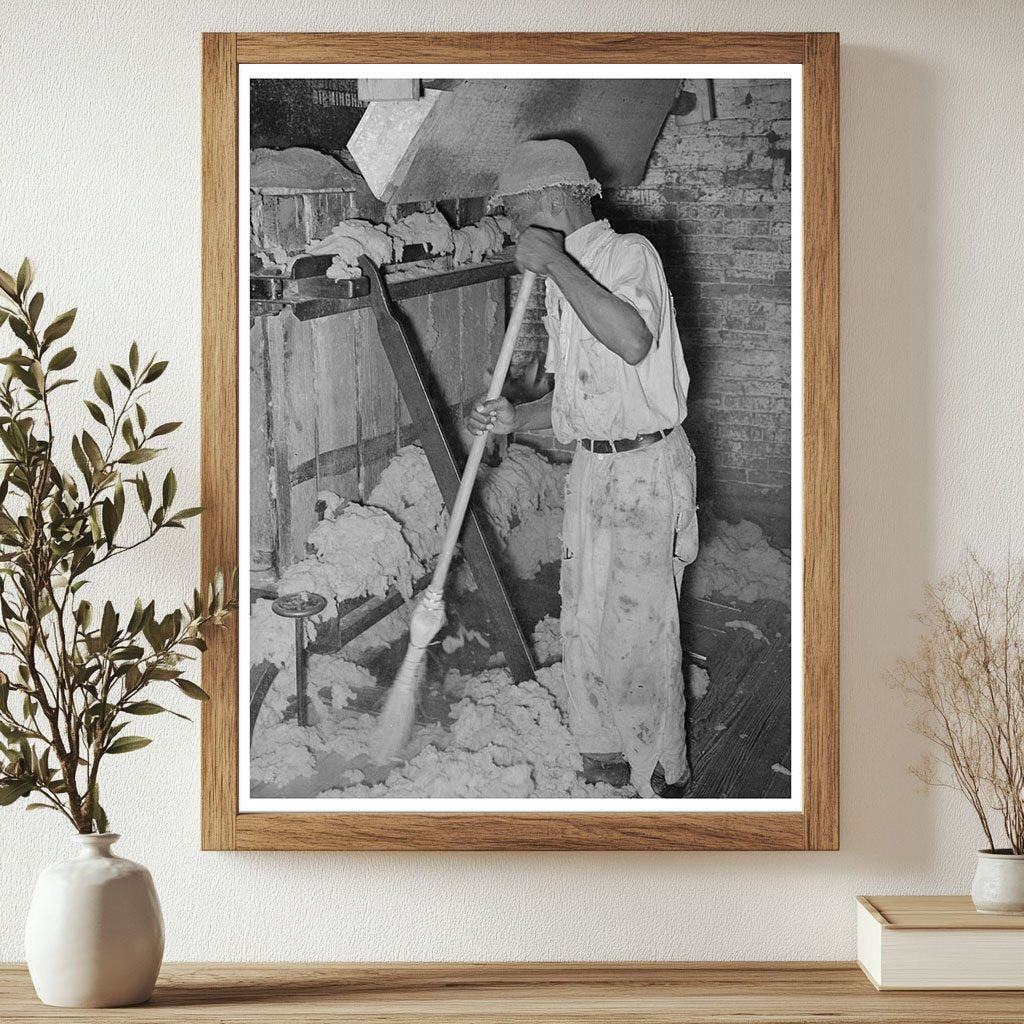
xmin=857 ymin=895 xmax=1024 ymax=990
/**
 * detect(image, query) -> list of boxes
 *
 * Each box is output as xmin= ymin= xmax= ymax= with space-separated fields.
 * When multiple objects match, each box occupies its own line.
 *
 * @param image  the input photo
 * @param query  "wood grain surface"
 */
xmin=235 ymin=32 xmax=808 ymax=64
xmin=861 ymin=895 xmax=1024 ymax=930
xmin=201 ymin=32 xmax=840 ymax=851
xmin=801 ymin=32 xmax=841 ymax=852
xmin=200 ymin=31 xmax=239 ymax=852
xmin=3 ymin=962 xmax=1022 ymax=1023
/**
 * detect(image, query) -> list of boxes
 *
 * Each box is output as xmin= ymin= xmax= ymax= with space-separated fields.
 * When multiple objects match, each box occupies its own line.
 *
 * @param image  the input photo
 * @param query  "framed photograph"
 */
xmin=201 ymin=32 xmax=838 ymax=850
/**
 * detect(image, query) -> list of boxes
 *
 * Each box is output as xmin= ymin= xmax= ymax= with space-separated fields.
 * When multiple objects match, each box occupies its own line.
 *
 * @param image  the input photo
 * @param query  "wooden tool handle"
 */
xmin=427 ymin=270 xmax=538 ymax=594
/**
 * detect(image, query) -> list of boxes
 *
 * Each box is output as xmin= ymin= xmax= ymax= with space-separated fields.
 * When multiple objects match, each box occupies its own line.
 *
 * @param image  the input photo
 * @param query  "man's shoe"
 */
xmin=651 ymin=762 xmax=692 ymax=798
xmin=580 ymin=753 xmax=631 ymax=788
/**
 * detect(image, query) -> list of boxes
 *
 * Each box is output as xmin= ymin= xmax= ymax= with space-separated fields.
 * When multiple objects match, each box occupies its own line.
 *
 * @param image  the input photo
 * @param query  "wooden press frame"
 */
xmin=201 ymin=32 xmax=839 ymax=851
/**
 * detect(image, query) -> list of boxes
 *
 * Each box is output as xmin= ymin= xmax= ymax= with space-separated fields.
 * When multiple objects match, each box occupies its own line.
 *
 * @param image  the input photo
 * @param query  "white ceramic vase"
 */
xmin=25 ymin=833 xmax=164 ymax=1007
xmin=971 ymin=849 xmax=1024 ymax=915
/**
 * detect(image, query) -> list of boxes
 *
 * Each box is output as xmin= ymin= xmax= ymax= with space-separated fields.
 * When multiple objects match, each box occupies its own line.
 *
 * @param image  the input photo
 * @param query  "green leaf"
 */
xmin=121 ymin=418 xmax=137 ymax=449
xmin=0 ymin=269 xmax=18 ymax=300
xmin=101 ymin=498 xmax=117 ymax=547
xmin=81 ymin=431 xmax=104 ymax=472
xmin=110 ymin=363 xmax=131 ymax=389
xmin=0 ymin=722 xmax=28 ymax=743
xmin=176 ymin=679 xmax=210 ymax=701
xmin=150 ymin=421 xmax=181 ymax=438
xmin=118 ymin=448 xmax=157 ymax=465
xmin=105 ymin=735 xmax=152 ymax=755
xmin=91 ymin=785 xmax=108 ymax=834
xmin=142 ymin=360 xmax=168 ymax=383
xmin=136 ymin=404 xmax=147 ymax=432
xmin=0 ymin=779 xmax=33 ymax=805
xmin=162 ymin=468 xmax=176 ymax=508
xmin=136 ymin=473 xmax=152 ymax=513
xmin=27 ymin=292 xmax=43 ymax=328
xmin=129 ymin=342 xmax=139 ymax=375
xmin=9 ymin=317 xmax=31 ymax=345
xmin=83 ymin=400 xmax=106 ymax=427
xmin=148 ymin=666 xmax=181 ymax=680
xmin=43 ymin=308 xmax=76 ymax=344
xmin=83 ymin=700 xmax=114 ymax=728
xmin=76 ymin=599 xmax=92 ymax=631
xmin=124 ymin=700 xmax=170 ymax=716
xmin=71 ymin=435 xmax=91 ymax=482
xmin=93 ymin=369 xmax=113 ymax=408
xmin=113 ymin=475 xmax=125 ymax=521
xmin=48 ymin=346 xmax=77 ymax=371
xmin=0 ymin=352 xmax=33 ymax=366
xmin=100 ymin=601 xmax=117 ymax=647
xmin=88 ymin=507 xmax=102 ymax=544
xmin=126 ymin=598 xmax=146 ymax=635
xmin=110 ymin=644 xmax=143 ymax=661
xmin=169 ymin=507 xmax=203 ymax=524
xmin=16 ymin=258 xmax=34 ymax=298
xmin=26 ymin=803 xmax=61 ymax=813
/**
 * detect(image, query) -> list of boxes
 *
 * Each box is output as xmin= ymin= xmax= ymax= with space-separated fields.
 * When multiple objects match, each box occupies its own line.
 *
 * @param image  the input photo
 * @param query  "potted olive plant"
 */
xmin=895 ymin=552 xmax=1024 ymax=914
xmin=0 ymin=260 xmax=236 ymax=1006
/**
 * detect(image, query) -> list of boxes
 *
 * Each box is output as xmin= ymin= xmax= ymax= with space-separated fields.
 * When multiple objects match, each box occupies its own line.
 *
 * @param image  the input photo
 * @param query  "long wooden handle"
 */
xmin=427 ymin=270 xmax=537 ymax=594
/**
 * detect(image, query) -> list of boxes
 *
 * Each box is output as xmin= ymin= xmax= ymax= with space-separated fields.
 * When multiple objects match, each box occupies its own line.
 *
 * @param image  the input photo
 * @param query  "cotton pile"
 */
xmin=686 ymin=519 xmax=790 ymax=604
xmin=368 ymin=445 xmax=449 ymax=563
xmin=387 ymin=210 xmax=454 ymax=259
xmin=452 ymin=215 xmax=512 ymax=265
xmin=277 ymin=503 xmax=418 ymax=607
xmin=302 ymin=219 xmax=394 ymax=279
xmin=531 ymin=614 xmax=562 ymax=668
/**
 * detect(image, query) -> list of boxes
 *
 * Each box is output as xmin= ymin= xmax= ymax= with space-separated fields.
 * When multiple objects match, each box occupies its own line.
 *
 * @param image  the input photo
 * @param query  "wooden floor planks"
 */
xmin=685 ymin=596 xmax=792 ymax=799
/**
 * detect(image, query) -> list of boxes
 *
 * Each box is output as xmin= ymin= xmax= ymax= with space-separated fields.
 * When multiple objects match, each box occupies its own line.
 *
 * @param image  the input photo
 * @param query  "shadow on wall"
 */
xmin=599 ymin=52 xmax=939 ymax=869
xmin=600 ymin=78 xmax=793 ymax=545
xmin=837 ymin=47 xmax=935 ymax=869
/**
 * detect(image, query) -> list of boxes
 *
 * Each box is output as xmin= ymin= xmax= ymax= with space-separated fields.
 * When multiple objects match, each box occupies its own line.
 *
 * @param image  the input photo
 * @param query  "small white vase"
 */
xmin=971 ymin=849 xmax=1024 ymax=915
xmin=25 ymin=833 xmax=164 ymax=1007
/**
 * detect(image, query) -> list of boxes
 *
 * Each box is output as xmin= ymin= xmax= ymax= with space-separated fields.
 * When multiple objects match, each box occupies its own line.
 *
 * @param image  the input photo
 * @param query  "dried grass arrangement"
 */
xmin=895 ymin=552 xmax=1024 ymax=854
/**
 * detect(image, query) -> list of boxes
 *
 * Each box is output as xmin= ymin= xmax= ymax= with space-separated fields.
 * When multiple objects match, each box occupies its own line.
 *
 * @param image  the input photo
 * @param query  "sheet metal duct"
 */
xmin=349 ymin=78 xmax=679 ymax=204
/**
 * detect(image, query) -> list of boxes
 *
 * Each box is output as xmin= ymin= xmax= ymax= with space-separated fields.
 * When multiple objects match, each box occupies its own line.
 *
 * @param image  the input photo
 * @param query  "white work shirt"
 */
xmin=543 ymin=219 xmax=689 ymax=444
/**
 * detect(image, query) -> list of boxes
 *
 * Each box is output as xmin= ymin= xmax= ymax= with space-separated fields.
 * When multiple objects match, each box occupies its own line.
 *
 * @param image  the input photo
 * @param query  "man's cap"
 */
xmin=490 ymin=140 xmax=602 ymax=205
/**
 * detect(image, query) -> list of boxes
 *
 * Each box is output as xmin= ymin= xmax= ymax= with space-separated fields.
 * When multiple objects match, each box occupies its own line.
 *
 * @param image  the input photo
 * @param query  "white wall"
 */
xmin=2 ymin=0 xmax=1022 ymax=962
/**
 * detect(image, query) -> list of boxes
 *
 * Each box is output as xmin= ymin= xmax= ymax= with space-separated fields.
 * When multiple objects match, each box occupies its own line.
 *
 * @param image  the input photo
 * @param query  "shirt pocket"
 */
xmin=575 ymin=334 xmax=618 ymax=396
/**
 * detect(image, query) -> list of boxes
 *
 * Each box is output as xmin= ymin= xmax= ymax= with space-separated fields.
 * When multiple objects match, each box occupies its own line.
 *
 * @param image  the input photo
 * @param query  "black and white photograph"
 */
xmin=242 ymin=67 xmax=799 ymax=809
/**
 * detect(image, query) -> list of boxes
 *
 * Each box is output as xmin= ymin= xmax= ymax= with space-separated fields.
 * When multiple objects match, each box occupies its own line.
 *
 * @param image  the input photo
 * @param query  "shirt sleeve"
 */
xmin=608 ymin=238 xmax=666 ymax=347
xmin=543 ymin=280 xmax=562 ymax=371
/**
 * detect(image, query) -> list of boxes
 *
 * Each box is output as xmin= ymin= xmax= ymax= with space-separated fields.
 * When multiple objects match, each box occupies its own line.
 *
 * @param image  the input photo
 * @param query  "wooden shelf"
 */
xmin=252 ymin=256 xmax=519 ymax=322
xmin=3 ymin=962 xmax=1024 ymax=1022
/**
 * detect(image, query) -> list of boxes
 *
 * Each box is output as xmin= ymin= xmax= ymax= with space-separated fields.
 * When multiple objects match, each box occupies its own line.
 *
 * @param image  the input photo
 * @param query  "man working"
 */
xmin=466 ymin=140 xmax=698 ymax=798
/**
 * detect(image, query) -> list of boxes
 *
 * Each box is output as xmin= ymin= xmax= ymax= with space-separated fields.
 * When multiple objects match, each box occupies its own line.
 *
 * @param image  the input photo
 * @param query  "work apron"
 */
xmin=560 ymin=427 xmax=698 ymax=797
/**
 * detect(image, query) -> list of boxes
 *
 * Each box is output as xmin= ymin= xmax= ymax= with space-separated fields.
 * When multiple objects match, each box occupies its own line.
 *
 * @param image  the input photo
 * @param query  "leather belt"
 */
xmin=580 ymin=426 xmax=674 ymax=454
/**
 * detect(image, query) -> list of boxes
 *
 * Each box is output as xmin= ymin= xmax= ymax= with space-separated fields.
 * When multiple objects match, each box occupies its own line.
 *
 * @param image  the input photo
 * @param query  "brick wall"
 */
xmin=509 ymin=79 xmax=792 ymax=535
xmin=606 ymin=78 xmax=792 ymax=531
xmin=508 ymin=273 xmax=549 ymax=380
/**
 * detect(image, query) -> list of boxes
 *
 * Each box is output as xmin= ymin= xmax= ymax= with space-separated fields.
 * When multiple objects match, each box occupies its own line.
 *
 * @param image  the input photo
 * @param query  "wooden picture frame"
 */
xmin=202 ymin=32 xmax=839 ymax=851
